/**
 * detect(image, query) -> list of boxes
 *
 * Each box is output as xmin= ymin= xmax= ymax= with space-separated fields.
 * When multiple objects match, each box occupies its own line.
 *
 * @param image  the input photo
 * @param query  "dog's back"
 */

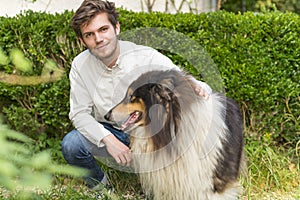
xmin=212 ymin=95 xmax=245 ymax=194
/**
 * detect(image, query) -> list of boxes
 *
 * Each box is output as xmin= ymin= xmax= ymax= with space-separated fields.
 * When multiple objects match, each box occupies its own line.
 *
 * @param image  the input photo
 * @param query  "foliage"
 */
xmin=118 ymin=10 xmax=300 ymax=146
xmin=242 ymin=134 xmax=300 ymax=199
xmin=221 ymin=0 xmax=300 ymax=14
xmin=0 ymin=10 xmax=299 ymax=147
xmin=197 ymin=11 xmax=300 ymax=145
xmin=0 ymin=117 xmax=86 ymax=197
xmin=0 ymin=9 xmax=298 ymax=200
xmin=0 ymin=11 xmax=74 ymax=140
xmin=256 ymin=0 xmax=300 ymax=13
xmin=1 ymin=132 xmax=299 ymax=199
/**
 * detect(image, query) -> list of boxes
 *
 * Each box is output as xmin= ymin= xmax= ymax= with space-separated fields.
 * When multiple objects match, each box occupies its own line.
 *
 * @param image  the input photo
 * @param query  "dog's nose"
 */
xmin=104 ymin=110 xmax=112 ymax=121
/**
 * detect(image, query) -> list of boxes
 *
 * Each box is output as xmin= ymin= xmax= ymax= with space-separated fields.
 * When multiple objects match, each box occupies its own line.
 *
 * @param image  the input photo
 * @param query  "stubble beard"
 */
xmin=90 ymin=38 xmax=119 ymax=66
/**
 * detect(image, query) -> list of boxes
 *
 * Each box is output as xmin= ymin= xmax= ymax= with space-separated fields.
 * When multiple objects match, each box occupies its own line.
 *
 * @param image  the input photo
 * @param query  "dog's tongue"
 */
xmin=121 ymin=111 xmax=139 ymax=130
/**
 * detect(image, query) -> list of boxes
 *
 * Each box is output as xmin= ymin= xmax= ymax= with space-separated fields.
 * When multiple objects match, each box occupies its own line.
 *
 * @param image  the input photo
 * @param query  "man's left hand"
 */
xmin=193 ymin=84 xmax=210 ymax=100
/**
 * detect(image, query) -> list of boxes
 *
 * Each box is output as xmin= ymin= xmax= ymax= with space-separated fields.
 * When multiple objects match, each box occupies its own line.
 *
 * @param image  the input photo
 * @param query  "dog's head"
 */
xmin=105 ymin=70 xmax=181 ymax=129
xmin=104 ymin=83 xmax=155 ymax=131
xmin=104 ymin=70 xmax=194 ymax=150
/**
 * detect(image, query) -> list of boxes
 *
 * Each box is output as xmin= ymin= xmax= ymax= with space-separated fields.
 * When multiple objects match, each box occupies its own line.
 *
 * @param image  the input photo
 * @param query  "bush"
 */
xmin=0 ymin=116 xmax=86 ymax=194
xmin=0 ymin=11 xmax=77 ymax=139
xmin=0 ymin=10 xmax=299 ymax=145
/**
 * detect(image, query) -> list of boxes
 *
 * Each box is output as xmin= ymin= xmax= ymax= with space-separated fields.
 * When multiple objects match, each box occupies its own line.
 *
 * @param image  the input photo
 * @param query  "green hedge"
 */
xmin=0 ymin=10 xmax=299 ymax=146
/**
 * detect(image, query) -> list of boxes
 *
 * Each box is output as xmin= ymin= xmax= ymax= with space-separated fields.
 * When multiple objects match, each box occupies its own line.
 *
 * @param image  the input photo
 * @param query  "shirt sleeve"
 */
xmin=68 ymin=62 xmax=112 ymax=147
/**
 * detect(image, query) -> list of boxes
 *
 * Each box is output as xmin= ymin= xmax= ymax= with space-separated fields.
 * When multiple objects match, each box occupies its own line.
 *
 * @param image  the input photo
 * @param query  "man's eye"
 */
xmin=100 ymin=27 xmax=108 ymax=32
xmin=84 ymin=33 xmax=92 ymax=38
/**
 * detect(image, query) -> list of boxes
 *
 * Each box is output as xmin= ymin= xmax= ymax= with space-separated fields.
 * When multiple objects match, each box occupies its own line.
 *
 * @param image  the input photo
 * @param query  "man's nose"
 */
xmin=95 ymin=32 xmax=103 ymax=43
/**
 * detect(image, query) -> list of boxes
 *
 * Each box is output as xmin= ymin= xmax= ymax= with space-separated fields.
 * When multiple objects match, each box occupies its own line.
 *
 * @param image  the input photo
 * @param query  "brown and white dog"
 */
xmin=105 ymin=69 xmax=245 ymax=200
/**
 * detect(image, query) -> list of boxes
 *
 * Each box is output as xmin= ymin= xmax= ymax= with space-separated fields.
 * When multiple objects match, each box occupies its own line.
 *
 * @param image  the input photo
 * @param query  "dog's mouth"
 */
xmin=120 ymin=111 xmax=142 ymax=130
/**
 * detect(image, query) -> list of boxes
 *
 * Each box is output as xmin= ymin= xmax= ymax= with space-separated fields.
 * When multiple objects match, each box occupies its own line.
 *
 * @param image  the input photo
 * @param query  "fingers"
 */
xmin=115 ymin=148 xmax=132 ymax=167
xmin=102 ymin=134 xmax=132 ymax=166
xmin=195 ymin=87 xmax=210 ymax=100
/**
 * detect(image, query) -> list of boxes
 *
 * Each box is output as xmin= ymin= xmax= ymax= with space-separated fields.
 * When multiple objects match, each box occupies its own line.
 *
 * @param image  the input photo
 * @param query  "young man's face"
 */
xmin=79 ymin=12 xmax=120 ymax=67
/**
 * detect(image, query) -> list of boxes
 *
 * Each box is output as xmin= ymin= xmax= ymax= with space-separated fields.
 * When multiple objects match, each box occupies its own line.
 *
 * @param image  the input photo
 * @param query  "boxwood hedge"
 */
xmin=0 ymin=10 xmax=299 ymax=146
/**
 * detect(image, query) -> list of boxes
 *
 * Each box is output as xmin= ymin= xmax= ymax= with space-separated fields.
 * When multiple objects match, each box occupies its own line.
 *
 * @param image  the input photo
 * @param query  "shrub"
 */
xmin=0 ymin=10 xmax=299 ymax=146
xmin=0 ymin=116 xmax=86 ymax=194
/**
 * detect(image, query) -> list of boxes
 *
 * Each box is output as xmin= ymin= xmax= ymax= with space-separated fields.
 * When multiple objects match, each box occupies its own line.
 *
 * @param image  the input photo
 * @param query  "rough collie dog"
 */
xmin=105 ymin=69 xmax=245 ymax=200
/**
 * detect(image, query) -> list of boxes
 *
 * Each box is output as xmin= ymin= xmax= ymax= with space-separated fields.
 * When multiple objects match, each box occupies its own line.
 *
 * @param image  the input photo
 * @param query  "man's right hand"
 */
xmin=102 ymin=134 xmax=132 ymax=166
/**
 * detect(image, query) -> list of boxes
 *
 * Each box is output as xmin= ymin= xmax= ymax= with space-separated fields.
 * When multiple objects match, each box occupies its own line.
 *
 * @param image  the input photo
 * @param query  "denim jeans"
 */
xmin=61 ymin=122 xmax=130 ymax=188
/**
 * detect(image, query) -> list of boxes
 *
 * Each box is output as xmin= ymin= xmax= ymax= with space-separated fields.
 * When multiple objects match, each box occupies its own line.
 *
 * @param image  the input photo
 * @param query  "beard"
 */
xmin=89 ymin=37 xmax=119 ymax=66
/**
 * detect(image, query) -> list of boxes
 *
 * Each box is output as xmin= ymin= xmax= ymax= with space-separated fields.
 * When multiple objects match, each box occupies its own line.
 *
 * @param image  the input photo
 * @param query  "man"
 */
xmin=61 ymin=0 xmax=211 ymax=189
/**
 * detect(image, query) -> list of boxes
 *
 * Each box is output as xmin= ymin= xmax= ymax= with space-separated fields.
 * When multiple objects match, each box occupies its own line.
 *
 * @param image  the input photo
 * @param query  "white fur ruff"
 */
xmin=130 ymin=93 xmax=241 ymax=200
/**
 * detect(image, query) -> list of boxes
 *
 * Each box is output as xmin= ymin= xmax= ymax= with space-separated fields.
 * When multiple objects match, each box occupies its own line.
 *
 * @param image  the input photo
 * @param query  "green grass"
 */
xmin=0 ymin=134 xmax=299 ymax=200
xmin=241 ymin=136 xmax=300 ymax=200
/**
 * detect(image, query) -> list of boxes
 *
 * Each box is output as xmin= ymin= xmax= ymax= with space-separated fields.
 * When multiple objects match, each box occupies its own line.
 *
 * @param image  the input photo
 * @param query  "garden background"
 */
xmin=0 ymin=0 xmax=299 ymax=199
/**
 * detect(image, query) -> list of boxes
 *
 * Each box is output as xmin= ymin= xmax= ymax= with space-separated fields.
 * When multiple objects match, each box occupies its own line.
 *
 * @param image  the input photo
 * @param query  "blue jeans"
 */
xmin=61 ymin=122 xmax=130 ymax=188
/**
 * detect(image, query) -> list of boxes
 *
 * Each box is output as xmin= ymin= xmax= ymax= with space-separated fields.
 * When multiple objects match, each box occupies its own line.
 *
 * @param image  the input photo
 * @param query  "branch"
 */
xmin=0 ymin=69 xmax=64 ymax=85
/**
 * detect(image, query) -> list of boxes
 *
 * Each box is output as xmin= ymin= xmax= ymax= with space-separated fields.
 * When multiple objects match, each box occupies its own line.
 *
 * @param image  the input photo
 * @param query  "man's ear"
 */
xmin=115 ymin=22 xmax=120 ymax=36
xmin=79 ymin=37 xmax=87 ymax=47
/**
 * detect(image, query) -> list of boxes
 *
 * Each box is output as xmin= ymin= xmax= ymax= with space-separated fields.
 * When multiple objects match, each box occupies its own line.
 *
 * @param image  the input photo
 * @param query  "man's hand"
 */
xmin=192 ymin=83 xmax=210 ymax=100
xmin=102 ymin=134 xmax=132 ymax=166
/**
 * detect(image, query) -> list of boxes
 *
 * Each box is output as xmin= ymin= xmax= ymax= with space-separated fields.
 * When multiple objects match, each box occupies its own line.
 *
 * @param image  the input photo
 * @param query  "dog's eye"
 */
xmin=130 ymin=95 xmax=137 ymax=103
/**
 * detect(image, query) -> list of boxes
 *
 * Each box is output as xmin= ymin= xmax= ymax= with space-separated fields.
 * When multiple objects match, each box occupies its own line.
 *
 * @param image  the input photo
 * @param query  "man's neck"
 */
xmin=106 ymin=42 xmax=120 ymax=68
xmin=107 ymin=59 xmax=117 ymax=68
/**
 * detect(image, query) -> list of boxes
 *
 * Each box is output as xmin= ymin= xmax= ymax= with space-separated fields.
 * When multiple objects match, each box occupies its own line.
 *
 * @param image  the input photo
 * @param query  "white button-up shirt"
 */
xmin=69 ymin=40 xmax=211 ymax=147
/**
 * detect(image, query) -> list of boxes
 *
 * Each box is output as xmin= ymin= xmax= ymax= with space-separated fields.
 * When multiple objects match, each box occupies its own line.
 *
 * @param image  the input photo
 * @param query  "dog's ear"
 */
xmin=159 ymin=76 xmax=175 ymax=91
xmin=152 ymin=84 xmax=174 ymax=102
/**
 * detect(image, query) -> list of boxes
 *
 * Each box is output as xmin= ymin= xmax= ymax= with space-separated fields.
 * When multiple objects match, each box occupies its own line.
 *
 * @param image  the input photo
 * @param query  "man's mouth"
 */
xmin=121 ymin=111 xmax=142 ymax=130
xmin=96 ymin=43 xmax=108 ymax=50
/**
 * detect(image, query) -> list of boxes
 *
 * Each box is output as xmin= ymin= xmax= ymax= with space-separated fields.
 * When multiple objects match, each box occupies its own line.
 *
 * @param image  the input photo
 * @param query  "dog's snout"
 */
xmin=104 ymin=110 xmax=112 ymax=121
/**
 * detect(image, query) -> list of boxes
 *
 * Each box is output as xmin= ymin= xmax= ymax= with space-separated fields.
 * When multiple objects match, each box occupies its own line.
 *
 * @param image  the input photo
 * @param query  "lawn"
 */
xmin=1 ymin=134 xmax=299 ymax=200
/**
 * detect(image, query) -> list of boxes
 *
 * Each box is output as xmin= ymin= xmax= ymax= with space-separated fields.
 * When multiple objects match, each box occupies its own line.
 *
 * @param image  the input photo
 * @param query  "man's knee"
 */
xmin=61 ymin=130 xmax=85 ymax=162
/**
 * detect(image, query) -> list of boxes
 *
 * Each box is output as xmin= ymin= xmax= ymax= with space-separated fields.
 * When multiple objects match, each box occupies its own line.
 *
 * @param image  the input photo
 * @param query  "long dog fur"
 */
xmin=105 ymin=69 xmax=245 ymax=200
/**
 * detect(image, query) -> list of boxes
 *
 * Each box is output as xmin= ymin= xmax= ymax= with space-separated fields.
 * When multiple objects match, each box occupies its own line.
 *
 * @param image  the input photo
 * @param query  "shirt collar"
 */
xmin=104 ymin=57 xmax=121 ymax=71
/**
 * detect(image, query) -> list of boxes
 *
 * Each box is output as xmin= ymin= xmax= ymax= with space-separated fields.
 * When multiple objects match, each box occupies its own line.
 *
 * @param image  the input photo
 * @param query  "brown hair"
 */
xmin=71 ymin=0 xmax=119 ymax=38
